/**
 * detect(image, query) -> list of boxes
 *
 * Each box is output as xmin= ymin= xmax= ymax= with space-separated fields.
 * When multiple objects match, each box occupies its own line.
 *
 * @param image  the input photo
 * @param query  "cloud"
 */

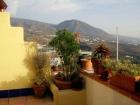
xmin=3 ymin=0 xmax=140 ymax=36
xmin=44 ymin=0 xmax=80 ymax=13
xmin=49 ymin=1 xmax=79 ymax=12
xmin=86 ymin=0 xmax=139 ymax=5
xmin=4 ymin=0 xmax=139 ymax=16
xmin=5 ymin=0 xmax=81 ymax=16
xmin=5 ymin=0 xmax=19 ymax=15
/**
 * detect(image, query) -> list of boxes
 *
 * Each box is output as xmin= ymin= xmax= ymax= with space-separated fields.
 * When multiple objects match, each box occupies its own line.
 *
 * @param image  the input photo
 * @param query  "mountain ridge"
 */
xmin=10 ymin=17 xmax=140 ymax=44
xmin=10 ymin=17 xmax=140 ymax=63
xmin=55 ymin=19 xmax=114 ymax=41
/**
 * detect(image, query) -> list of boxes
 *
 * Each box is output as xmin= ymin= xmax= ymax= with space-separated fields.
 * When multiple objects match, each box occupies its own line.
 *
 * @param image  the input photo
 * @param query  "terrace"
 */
xmin=0 ymin=12 xmax=140 ymax=105
xmin=0 ymin=96 xmax=53 ymax=105
xmin=0 ymin=71 xmax=140 ymax=105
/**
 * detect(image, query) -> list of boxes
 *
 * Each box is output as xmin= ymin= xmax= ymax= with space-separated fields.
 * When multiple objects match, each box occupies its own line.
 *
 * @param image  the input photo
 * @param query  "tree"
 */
xmin=49 ymin=29 xmax=80 ymax=80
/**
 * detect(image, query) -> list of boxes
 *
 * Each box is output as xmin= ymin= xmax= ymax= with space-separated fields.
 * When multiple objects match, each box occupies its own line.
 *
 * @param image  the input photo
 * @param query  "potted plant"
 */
xmin=91 ymin=43 xmax=110 ymax=74
xmin=24 ymin=42 xmax=52 ymax=97
xmin=110 ymin=59 xmax=140 ymax=93
xmin=49 ymin=29 xmax=84 ymax=90
xmin=101 ymin=58 xmax=116 ymax=80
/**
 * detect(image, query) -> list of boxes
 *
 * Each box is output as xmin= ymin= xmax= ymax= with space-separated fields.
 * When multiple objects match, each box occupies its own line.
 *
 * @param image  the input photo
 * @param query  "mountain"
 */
xmin=55 ymin=19 xmax=114 ymax=41
xmin=11 ymin=18 xmax=57 ymax=41
xmin=56 ymin=20 xmax=140 ymax=44
xmin=10 ymin=18 xmax=140 ymax=63
xmin=116 ymin=35 xmax=140 ymax=45
xmin=11 ymin=18 xmax=140 ymax=44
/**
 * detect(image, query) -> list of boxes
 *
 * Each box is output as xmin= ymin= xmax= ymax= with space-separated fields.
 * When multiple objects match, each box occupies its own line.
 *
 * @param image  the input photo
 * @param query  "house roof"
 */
xmin=0 ymin=0 xmax=7 ymax=10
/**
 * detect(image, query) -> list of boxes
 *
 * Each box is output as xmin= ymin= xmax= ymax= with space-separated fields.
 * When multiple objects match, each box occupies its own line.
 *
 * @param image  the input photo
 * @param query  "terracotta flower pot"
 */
xmin=91 ymin=58 xmax=105 ymax=74
xmin=81 ymin=59 xmax=93 ymax=70
xmin=33 ymin=83 xmax=46 ymax=97
xmin=53 ymin=78 xmax=72 ymax=90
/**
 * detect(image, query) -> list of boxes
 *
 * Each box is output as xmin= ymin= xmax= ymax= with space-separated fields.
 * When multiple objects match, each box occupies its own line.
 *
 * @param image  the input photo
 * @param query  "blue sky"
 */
xmin=5 ymin=0 xmax=140 ymax=37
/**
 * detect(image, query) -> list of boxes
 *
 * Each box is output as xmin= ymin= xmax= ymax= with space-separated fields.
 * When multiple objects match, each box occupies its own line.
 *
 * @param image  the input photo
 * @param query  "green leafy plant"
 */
xmin=104 ymin=58 xmax=140 ymax=76
xmin=102 ymin=58 xmax=119 ymax=76
xmin=102 ymin=58 xmax=118 ymax=70
xmin=116 ymin=59 xmax=140 ymax=76
xmin=49 ymin=29 xmax=80 ymax=81
xmin=110 ymin=59 xmax=140 ymax=93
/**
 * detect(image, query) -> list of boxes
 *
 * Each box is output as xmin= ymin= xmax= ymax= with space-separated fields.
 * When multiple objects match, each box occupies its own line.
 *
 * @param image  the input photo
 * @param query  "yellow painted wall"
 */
xmin=84 ymin=76 xmax=140 ymax=105
xmin=0 ymin=12 xmax=33 ymax=90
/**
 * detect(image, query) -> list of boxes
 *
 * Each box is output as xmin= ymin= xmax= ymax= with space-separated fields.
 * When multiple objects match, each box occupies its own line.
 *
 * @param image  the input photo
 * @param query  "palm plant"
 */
xmin=92 ymin=43 xmax=111 ymax=74
xmin=92 ymin=43 xmax=110 ymax=60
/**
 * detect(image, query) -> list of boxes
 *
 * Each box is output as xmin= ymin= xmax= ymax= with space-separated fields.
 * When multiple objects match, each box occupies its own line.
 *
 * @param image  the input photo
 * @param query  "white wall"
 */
xmin=84 ymin=76 xmax=140 ymax=105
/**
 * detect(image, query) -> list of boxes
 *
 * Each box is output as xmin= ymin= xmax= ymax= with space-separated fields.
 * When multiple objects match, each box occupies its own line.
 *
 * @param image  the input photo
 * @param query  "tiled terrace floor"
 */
xmin=0 ymin=96 xmax=54 ymax=105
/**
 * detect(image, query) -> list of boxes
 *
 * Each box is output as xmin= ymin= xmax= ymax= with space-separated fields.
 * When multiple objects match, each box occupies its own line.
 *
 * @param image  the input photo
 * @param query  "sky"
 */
xmin=5 ymin=0 xmax=140 ymax=38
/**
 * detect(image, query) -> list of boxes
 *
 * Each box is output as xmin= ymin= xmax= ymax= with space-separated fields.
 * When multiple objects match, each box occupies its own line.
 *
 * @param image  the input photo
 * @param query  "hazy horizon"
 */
xmin=5 ymin=0 xmax=140 ymax=38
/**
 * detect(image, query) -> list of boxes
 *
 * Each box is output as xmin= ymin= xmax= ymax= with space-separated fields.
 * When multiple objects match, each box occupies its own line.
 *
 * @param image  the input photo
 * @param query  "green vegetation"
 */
xmin=116 ymin=59 xmax=140 ymax=76
xmin=49 ymin=29 xmax=80 ymax=81
xmin=103 ymin=58 xmax=140 ymax=76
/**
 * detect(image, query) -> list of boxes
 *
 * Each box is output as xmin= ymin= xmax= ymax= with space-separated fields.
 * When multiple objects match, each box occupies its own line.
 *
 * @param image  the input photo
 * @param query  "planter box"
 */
xmin=110 ymin=73 xmax=140 ymax=93
xmin=53 ymin=78 xmax=72 ymax=90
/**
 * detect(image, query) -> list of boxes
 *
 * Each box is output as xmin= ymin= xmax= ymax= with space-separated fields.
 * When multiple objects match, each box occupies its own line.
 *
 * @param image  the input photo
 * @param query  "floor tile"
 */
xmin=0 ymin=98 xmax=8 ymax=105
xmin=0 ymin=95 xmax=54 ymax=105
xmin=9 ymin=97 xmax=27 ymax=105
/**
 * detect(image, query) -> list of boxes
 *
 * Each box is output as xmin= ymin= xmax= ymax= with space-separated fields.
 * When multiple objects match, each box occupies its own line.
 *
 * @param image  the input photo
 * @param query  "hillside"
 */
xmin=56 ymin=20 xmax=140 ymax=45
xmin=10 ymin=18 xmax=140 ymax=63
xmin=55 ymin=19 xmax=114 ymax=41
xmin=11 ymin=18 xmax=140 ymax=44
xmin=90 ymin=42 xmax=140 ymax=63
xmin=11 ymin=18 xmax=57 ymax=42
